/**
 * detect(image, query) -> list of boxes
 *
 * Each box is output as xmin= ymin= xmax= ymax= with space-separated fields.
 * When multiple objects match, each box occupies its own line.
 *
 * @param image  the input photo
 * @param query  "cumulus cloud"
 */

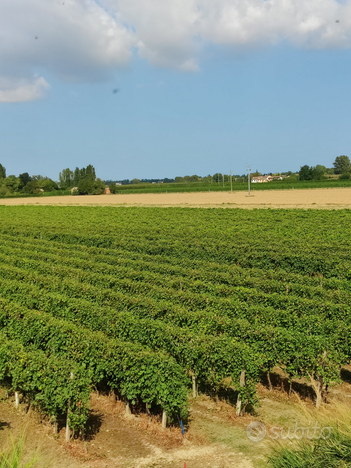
xmin=109 ymin=0 xmax=351 ymax=68
xmin=1 ymin=0 xmax=351 ymax=102
xmin=0 ymin=76 xmax=49 ymax=103
xmin=0 ymin=0 xmax=136 ymax=102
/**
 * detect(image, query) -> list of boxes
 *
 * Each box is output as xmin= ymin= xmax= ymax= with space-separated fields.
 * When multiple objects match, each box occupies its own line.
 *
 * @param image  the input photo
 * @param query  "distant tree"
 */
xmin=311 ymin=165 xmax=326 ymax=180
xmin=23 ymin=180 xmax=39 ymax=194
xmin=40 ymin=178 xmax=58 ymax=192
xmin=78 ymin=177 xmax=104 ymax=195
xmin=73 ymin=167 xmax=80 ymax=186
xmin=59 ymin=168 xmax=73 ymax=188
xmin=333 ymin=155 xmax=351 ymax=174
xmin=131 ymin=178 xmax=141 ymax=184
xmin=212 ymin=173 xmax=222 ymax=183
xmin=91 ymin=178 xmax=105 ymax=195
xmin=85 ymin=164 xmax=96 ymax=182
xmin=251 ymin=170 xmax=261 ymax=177
xmin=19 ymin=172 xmax=32 ymax=189
xmin=3 ymin=175 xmax=20 ymax=193
xmin=0 ymin=164 xmax=6 ymax=179
xmin=79 ymin=167 xmax=86 ymax=180
xmin=175 ymin=177 xmax=184 ymax=183
xmin=299 ymin=165 xmax=313 ymax=181
xmin=77 ymin=178 xmax=93 ymax=195
xmin=109 ymin=183 xmax=119 ymax=194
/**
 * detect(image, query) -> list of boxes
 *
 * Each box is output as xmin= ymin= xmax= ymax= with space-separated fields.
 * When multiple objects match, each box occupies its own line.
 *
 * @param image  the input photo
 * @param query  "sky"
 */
xmin=1 ymin=0 xmax=351 ymax=181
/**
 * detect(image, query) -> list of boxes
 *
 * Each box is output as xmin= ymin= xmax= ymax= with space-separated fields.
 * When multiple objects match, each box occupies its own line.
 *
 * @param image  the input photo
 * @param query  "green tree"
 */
xmin=0 ymin=164 xmax=6 ymax=179
xmin=73 ymin=167 xmax=80 ymax=186
xmin=333 ymin=155 xmax=351 ymax=174
xmin=77 ymin=178 xmax=93 ymax=195
xmin=18 ymin=172 xmax=32 ymax=189
xmin=299 ymin=165 xmax=312 ymax=181
xmin=59 ymin=168 xmax=73 ymax=188
xmin=85 ymin=165 xmax=96 ymax=181
xmin=131 ymin=178 xmax=140 ymax=184
xmin=311 ymin=165 xmax=326 ymax=180
xmin=40 ymin=178 xmax=59 ymax=192
xmin=23 ymin=180 xmax=39 ymax=194
xmin=77 ymin=177 xmax=104 ymax=195
xmin=91 ymin=178 xmax=105 ymax=194
xmin=3 ymin=175 xmax=20 ymax=193
xmin=79 ymin=167 xmax=86 ymax=180
xmin=109 ymin=183 xmax=119 ymax=194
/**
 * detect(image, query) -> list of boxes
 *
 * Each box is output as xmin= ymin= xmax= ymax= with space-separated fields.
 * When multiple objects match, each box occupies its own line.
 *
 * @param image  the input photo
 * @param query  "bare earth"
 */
xmin=1 ymin=187 xmax=351 ymax=209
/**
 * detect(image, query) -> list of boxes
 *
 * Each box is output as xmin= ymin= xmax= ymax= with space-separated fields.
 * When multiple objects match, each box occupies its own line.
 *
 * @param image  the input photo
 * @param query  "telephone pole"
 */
xmin=247 ymin=163 xmax=251 ymax=196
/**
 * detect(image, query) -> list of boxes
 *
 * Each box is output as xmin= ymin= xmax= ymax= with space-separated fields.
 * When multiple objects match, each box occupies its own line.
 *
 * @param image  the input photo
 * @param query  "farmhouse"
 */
xmin=251 ymin=175 xmax=283 ymax=183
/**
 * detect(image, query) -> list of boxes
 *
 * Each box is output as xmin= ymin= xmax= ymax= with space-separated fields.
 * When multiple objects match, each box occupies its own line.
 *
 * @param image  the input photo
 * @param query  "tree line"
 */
xmin=0 ymin=164 xmax=104 ymax=197
xmin=298 ymin=155 xmax=351 ymax=181
xmin=0 ymin=165 xmax=58 ymax=196
xmin=59 ymin=165 xmax=105 ymax=195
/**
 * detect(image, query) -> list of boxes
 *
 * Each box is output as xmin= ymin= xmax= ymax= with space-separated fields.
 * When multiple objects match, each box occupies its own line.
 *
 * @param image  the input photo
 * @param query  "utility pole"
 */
xmin=222 ymin=173 xmax=224 ymax=188
xmin=247 ymin=163 xmax=251 ymax=196
xmin=230 ymin=170 xmax=233 ymax=193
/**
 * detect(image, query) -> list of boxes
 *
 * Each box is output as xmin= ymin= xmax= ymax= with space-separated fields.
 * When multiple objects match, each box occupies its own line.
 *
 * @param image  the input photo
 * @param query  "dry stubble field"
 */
xmin=0 ymin=187 xmax=351 ymax=208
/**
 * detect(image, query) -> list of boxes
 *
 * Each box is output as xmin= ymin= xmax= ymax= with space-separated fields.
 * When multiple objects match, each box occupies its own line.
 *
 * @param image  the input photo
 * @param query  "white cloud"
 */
xmin=104 ymin=0 xmax=351 ymax=68
xmin=0 ymin=77 xmax=49 ymax=103
xmin=0 ymin=0 xmax=136 ymax=102
xmin=1 ymin=0 xmax=351 ymax=102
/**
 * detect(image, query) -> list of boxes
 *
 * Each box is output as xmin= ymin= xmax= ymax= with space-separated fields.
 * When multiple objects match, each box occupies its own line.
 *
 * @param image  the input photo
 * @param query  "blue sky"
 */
xmin=1 ymin=0 xmax=351 ymax=181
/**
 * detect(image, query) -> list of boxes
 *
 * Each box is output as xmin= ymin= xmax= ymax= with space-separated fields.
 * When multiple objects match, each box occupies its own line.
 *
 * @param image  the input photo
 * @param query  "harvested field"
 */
xmin=0 ymin=187 xmax=351 ymax=208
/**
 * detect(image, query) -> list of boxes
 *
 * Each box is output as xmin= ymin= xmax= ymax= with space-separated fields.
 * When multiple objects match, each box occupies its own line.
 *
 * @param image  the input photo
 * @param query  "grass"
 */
xmin=268 ymin=399 xmax=351 ymax=467
xmin=0 ymin=434 xmax=38 ymax=468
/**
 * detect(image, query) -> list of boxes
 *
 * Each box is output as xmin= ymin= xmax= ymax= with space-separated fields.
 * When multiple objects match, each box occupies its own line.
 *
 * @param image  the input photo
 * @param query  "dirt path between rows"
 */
xmin=1 ymin=187 xmax=351 ymax=209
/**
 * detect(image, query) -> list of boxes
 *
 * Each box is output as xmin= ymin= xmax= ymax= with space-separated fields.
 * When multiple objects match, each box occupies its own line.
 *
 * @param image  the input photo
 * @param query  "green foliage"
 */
xmin=18 ymin=173 xmax=31 ymax=189
xmin=268 ymin=429 xmax=351 ymax=467
xmin=90 ymin=178 xmax=105 ymax=195
xmin=0 ymin=164 xmax=6 ymax=180
xmin=77 ymin=178 xmax=93 ymax=194
xmin=0 ymin=333 xmax=92 ymax=431
xmin=62 ymin=165 xmax=98 ymax=192
xmin=109 ymin=183 xmax=119 ymax=194
xmin=339 ymin=173 xmax=350 ymax=180
xmin=59 ymin=168 xmax=73 ymax=189
xmin=311 ymin=165 xmax=326 ymax=181
xmin=1 ymin=206 xmax=351 ymax=424
xmin=39 ymin=178 xmax=58 ymax=192
xmin=333 ymin=155 xmax=351 ymax=175
xmin=0 ymin=434 xmax=37 ymax=468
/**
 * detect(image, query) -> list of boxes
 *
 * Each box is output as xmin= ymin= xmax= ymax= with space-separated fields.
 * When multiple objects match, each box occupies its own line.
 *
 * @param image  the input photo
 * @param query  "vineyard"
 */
xmin=1 ymin=205 xmax=351 ymax=440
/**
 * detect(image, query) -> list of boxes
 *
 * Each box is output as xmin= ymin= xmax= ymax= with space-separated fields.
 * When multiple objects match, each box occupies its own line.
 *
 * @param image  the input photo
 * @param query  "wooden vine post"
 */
xmin=66 ymin=372 xmax=74 ymax=442
xmin=192 ymin=375 xmax=197 ymax=398
xmin=236 ymin=370 xmax=246 ymax=417
xmin=162 ymin=409 xmax=167 ymax=429
xmin=15 ymin=391 xmax=19 ymax=408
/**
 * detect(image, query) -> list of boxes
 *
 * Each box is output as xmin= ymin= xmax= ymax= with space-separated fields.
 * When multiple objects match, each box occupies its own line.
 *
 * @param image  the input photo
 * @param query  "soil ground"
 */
xmin=1 ymin=187 xmax=351 ymax=209
xmin=2 ymin=380 xmax=351 ymax=468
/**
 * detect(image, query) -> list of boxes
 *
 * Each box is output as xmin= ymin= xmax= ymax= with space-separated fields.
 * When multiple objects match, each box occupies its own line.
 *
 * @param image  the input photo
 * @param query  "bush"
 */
xmin=77 ymin=178 xmax=105 ymax=195
xmin=77 ymin=179 xmax=93 ymax=195
xmin=339 ymin=173 xmax=350 ymax=180
xmin=109 ymin=183 xmax=119 ymax=194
